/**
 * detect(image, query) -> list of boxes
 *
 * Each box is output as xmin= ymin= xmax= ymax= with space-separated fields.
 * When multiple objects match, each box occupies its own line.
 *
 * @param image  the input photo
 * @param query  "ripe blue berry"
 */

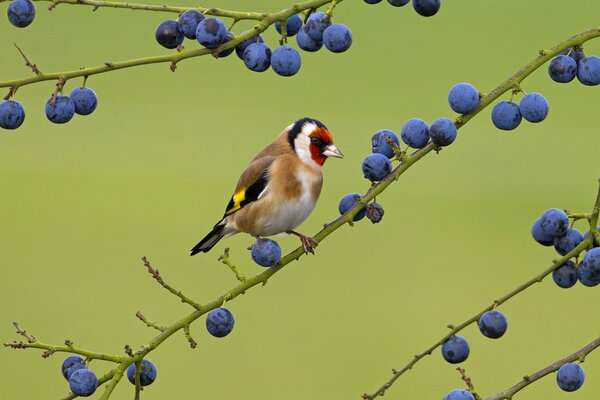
xmin=196 ymin=18 xmax=228 ymax=49
xmin=444 ymin=389 xmax=475 ymax=400
xmin=271 ymin=46 xmax=301 ymax=77
xmin=275 ymin=14 xmax=303 ymax=36
xmin=448 ymin=83 xmax=479 ymax=114
xmin=235 ymin=32 xmax=264 ymax=59
xmin=578 ymin=247 xmax=600 ymax=287
xmin=155 ymin=20 xmax=184 ymax=49
xmin=323 ymin=24 xmax=353 ymax=53
xmin=539 ymin=208 xmax=569 ymax=238
xmin=577 ymin=56 xmax=600 ymax=86
xmin=556 ymin=363 xmax=585 ymax=392
xmin=243 ymin=43 xmax=272 ymax=72
xmin=362 ymin=153 xmax=392 ymax=181
xmin=412 ymin=0 xmax=441 ymax=17
xmin=552 ymin=261 xmax=578 ymax=289
xmin=583 ymin=226 xmax=600 ymax=247
xmin=561 ymin=48 xmax=586 ymax=63
xmin=178 ymin=10 xmax=204 ymax=39
xmin=400 ymin=118 xmax=430 ymax=148
xmin=296 ymin=27 xmax=322 ymax=52
xmin=45 ymin=95 xmax=75 ymax=124
xmin=0 ymin=100 xmax=25 ymax=130
xmin=366 ymin=202 xmax=384 ymax=223
xmin=441 ymin=336 xmax=470 ymax=364
xmin=251 ymin=238 xmax=281 ymax=267
xmin=206 ymin=307 xmax=235 ymax=337
xmin=548 ymin=55 xmax=577 ymax=83
xmin=388 ymin=0 xmax=410 ymax=6
xmin=519 ymin=93 xmax=549 ymax=123
xmin=69 ymin=87 xmax=98 ymax=116
xmin=338 ymin=193 xmax=367 ymax=221
xmin=126 ymin=360 xmax=157 ymax=386
xmin=430 ymin=118 xmax=457 ymax=146
xmin=305 ymin=12 xmax=331 ymax=42
xmin=491 ymin=101 xmax=521 ymax=130
xmin=531 ymin=218 xmax=554 ymax=246
xmin=371 ymin=129 xmax=400 ymax=158
xmin=553 ymin=228 xmax=583 ymax=256
xmin=364 ymin=0 xmax=382 ymax=3
xmin=478 ymin=310 xmax=508 ymax=339
xmin=69 ymin=369 xmax=98 ymax=397
xmin=216 ymin=32 xmax=234 ymax=58
xmin=7 ymin=0 xmax=35 ymax=28
xmin=61 ymin=355 xmax=86 ymax=380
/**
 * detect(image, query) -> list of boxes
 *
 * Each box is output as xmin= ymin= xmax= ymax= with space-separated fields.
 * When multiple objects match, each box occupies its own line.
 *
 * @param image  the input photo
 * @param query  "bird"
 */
xmin=190 ymin=117 xmax=343 ymax=256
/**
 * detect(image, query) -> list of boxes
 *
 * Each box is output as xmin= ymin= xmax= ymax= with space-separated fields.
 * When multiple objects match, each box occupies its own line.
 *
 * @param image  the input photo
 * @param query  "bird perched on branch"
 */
xmin=190 ymin=117 xmax=343 ymax=256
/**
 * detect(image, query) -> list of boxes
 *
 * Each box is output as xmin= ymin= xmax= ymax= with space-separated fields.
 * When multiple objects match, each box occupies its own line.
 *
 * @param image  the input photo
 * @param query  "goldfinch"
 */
xmin=190 ymin=117 xmax=343 ymax=256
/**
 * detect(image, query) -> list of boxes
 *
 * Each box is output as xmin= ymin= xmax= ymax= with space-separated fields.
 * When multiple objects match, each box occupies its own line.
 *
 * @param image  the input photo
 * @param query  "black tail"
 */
xmin=190 ymin=221 xmax=226 ymax=256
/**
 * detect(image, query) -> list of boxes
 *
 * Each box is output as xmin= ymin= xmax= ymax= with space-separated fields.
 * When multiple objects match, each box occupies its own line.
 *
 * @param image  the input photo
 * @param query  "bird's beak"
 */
xmin=322 ymin=144 xmax=344 ymax=159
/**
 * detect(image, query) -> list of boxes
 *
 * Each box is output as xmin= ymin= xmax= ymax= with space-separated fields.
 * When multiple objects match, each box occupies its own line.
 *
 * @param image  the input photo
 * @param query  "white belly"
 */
xmin=260 ymin=192 xmax=316 ymax=235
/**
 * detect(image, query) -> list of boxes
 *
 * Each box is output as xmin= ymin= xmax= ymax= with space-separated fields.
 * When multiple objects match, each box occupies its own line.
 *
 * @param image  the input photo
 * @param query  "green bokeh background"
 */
xmin=1 ymin=0 xmax=599 ymax=398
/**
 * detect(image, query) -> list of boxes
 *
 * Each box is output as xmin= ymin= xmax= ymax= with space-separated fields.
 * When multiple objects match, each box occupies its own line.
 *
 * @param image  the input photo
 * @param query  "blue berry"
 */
xmin=552 ymin=261 xmax=578 ymax=289
xmin=69 ymin=87 xmax=98 ymax=116
xmin=126 ymin=360 xmax=157 ymax=386
xmin=206 ymin=307 xmax=235 ymax=337
xmin=557 ymin=363 xmax=585 ymax=392
xmin=7 ymin=0 xmax=35 ymax=28
xmin=0 ymin=100 xmax=25 ymax=130
xmin=61 ymin=355 xmax=86 ymax=380
xmin=178 ymin=10 xmax=204 ymax=39
xmin=69 ymin=369 xmax=98 ymax=397
xmin=235 ymin=32 xmax=264 ymax=59
xmin=539 ymin=208 xmax=569 ymax=238
xmin=305 ymin=12 xmax=331 ymax=42
xmin=531 ymin=218 xmax=554 ymax=246
xmin=577 ymin=56 xmax=600 ymax=86
xmin=561 ymin=48 xmax=586 ymax=63
xmin=45 ymin=95 xmax=75 ymax=124
xmin=412 ymin=0 xmax=440 ymax=17
xmin=364 ymin=0 xmax=382 ymax=3
xmin=578 ymin=247 xmax=600 ymax=287
xmin=196 ymin=18 xmax=228 ymax=49
xmin=323 ymin=24 xmax=353 ymax=53
xmin=296 ymin=27 xmax=322 ymax=52
xmin=519 ymin=93 xmax=549 ymax=123
xmin=548 ymin=55 xmax=577 ymax=83
xmin=155 ymin=20 xmax=184 ymax=49
xmin=362 ymin=153 xmax=392 ymax=181
xmin=271 ymin=46 xmax=301 ymax=77
xmin=444 ymin=389 xmax=475 ymax=400
xmin=441 ymin=336 xmax=470 ymax=364
xmin=478 ymin=310 xmax=508 ymax=339
xmin=553 ymin=228 xmax=583 ymax=256
xmin=430 ymin=118 xmax=457 ymax=146
xmin=216 ymin=32 xmax=234 ymax=58
xmin=243 ymin=43 xmax=272 ymax=72
xmin=583 ymin=226 xmax=600 ymax=247
xmin=251 ymin=238 xmax=281 ymax=267
xmin=338 ymin=193 xmax=367 ymax=221
xmin=275 ymin=14 xmax=303 ymax=36
xmin=400 ymin=118 xmax=430 ymax=148
xmin=491 ymin=101 xmax=521 ymax=130
xmin=448 ymin=83 xmax=479 ymax=114
xmin=371 ymin=129 xmax=400 ymax=158
xmin=388 ymin=0 xmax=410 ymax=6
xmin=366 ymin=202 xmax=384 ymax=224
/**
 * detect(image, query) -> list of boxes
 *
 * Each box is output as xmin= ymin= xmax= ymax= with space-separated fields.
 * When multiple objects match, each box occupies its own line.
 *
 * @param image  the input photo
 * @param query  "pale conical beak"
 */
xmin=322 ymin=144 xmax=344 ymax=159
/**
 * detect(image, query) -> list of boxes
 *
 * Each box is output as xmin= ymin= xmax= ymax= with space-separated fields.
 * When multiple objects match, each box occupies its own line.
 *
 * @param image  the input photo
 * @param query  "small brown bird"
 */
xmin=190 ymin=117 xmax=343 ymax=255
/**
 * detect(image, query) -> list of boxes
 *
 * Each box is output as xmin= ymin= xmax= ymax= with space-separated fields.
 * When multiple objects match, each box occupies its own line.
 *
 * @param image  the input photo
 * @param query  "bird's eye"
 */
xmin=310 ymin=137 xmax=322 ymax=145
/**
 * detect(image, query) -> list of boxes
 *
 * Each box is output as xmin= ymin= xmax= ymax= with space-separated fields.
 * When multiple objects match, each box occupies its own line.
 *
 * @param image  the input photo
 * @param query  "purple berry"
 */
xmin=478 ymin=310 xmax=508 ymax=339
xmin=539 ymin=208 xmax=569 ymax=238
xmin=400 ymin=118 xmax=430 ymax=148
xmin=557 ymin=363 xmax=585 ymax=392
xmin=196 ymin=18 xmax=227 ymax=49
xmin=412 ymin=0 xmax=440 ymax=17
xmin=296 ymin=27 xmax=323 ymax=52
xmin=430 ymin=118 xmax=457 ymax=146
xmin=45 ymin=95 xmax=75 ymax=124
xmin=155 ymin=20 xmax=184 ymax=49
xmin=251 ymin=238 xmax=281 ymax=267
xmin=7 ymin=0 xmax=35 ymax=28
xmin=491 ymin=101 xmax=522 ymax=130
xmin=552 ymin=261 xmax=578 ymax=289
xmin=69 ymin=369 xmax=98 ymax=397
xmin=371 ymin=129 xmax=400 ymax=158
xmin=61 ymin=355 xmax=86 ymax=380
xmin=178 ymin=10 xmax=205 ymax=39
xmin=578 ymin=247 xmax=600 ymax=287
xmin=305 ymin=12 xmax=331 ymax=42
xmin=206 ymin=307 xmax=235 ymax=337
xmin=519 ymin=93 xmax=549 ymax=123
xmin=553 ymin=228 xmax=583 ymax=256
xmin=69 ymin=87 xmax=98 ymax=116
xmin=531 ymin=218 xmax=554 ymax=246
xmin=448 ymin=82 xmax=479 ymax=114
xmin=366 ymin=203 xmax=384 ymax=223
xmin=235 ymin=32 xmax=264 ymax=59
xmin=577 ymin=56 xmax=600 ymax=86
xmin=323 ymin=24 xmax=353 ymax=53
xmin=441 ymin=336 xmax=470 ymax=364
xmin=271 ymin=46 xmax=301 ymax=77
xmin=126 ymin=360 xmax=157 ymax=386
xmin=548 ymin=55 xmax=577 ymax=83
xmin=275 ymin=14 xmax=303 ymax=36
xmin=388 ymin=0 xmax=410 ymax=6
xmin=338 ymin=193 xmax=367 ymax=221
xmin=243 ymin=43 xmax=272 ymax=72
xmin=444 ymin=389 xmax=475 ymax=400
xmin=0 ymin=100 xmax=25 ymax=130
xmin=362 ymin=153 xmax=392 ymax=181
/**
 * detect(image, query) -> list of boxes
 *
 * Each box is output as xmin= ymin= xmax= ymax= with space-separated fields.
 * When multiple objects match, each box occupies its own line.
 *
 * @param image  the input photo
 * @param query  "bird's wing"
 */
xmin=223 ymin=155 xmax=276 ymax=217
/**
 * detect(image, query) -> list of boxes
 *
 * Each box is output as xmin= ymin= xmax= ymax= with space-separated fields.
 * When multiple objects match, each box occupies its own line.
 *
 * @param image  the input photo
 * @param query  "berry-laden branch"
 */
xmin=0 ymin=0 xmax=341 ymax=90
xmin=4 ymin=28 xmax=600 ymax=400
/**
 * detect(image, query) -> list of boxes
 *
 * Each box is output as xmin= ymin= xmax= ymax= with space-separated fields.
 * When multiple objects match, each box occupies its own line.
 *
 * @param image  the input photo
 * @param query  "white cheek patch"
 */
xmin=294 ymin=122 xmax=322 ymax=170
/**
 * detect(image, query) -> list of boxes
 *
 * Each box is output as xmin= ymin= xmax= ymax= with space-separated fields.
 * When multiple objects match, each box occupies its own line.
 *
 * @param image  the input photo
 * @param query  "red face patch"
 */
xmin=309 ymin=127 xmax=333 ymax=166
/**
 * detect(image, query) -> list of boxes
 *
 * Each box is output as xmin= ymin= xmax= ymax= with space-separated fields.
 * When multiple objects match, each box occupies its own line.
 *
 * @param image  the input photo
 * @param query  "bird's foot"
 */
xmin=288 ymin=231 xmax=318 ymax=254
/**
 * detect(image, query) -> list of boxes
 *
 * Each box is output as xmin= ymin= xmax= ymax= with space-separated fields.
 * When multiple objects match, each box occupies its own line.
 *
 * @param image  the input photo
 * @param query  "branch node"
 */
xmin=13 ymin=322 xmax=36 ymax=343
xmin=183 ymin=324 xmax=197 ymax=349
xmin=14 ymin=44 xmax=42 ymax=75
xmin=124 ymin=344 xmax=134 ymax=357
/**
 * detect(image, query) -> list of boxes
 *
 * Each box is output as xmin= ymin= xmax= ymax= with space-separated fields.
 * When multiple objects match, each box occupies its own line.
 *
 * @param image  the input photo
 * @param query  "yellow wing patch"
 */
xmin=225 ymin=187 xmax=246 ymax=215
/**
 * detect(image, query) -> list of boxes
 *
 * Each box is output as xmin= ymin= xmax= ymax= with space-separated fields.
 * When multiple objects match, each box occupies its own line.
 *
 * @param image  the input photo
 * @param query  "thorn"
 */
xmin=170 ymin=61 xmax=178 ymax=72
xmin=104 ymin=62 xmax=113 ymax=68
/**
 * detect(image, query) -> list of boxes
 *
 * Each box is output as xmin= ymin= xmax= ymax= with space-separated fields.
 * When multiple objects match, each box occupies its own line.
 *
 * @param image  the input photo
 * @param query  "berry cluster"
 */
xmin=548 ymin=47 xmax=600 ymax=85
xmin=363 ymin=0 xmax=442 ymax=17
xmin=531 ymin=208 xmax=600 ymax=288
xmin=154 ymin=10 xmax=353 ymax=77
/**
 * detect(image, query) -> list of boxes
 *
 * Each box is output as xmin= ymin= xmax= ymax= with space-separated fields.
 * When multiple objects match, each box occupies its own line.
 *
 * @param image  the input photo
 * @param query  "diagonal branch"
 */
xmin=141 ymin=256 xmax=202 ymax=310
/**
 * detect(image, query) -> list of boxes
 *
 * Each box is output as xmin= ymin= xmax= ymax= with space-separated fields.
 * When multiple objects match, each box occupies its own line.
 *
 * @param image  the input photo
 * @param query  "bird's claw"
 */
xmin=299 ymin=235 xmax=318 ymax=254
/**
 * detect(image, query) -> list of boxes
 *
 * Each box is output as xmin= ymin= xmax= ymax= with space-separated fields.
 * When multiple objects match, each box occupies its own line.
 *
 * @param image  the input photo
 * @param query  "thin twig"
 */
xmin=14 ymin=44 xmax=42 ymax=75
xmin=141 ymin=257 xmax=202 ymax=310
xmin=183 ymin=325 xmax=197 ymax=349
xmin=219 ymin=248 xmax=247 ymax=282
xmin=135 ymin=311 xmax=166 ymax=332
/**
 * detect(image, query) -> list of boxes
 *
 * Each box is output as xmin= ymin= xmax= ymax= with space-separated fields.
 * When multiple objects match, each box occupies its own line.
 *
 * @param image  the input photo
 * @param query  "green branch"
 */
xmin=0 ymin=0 xmax=341 ymax=91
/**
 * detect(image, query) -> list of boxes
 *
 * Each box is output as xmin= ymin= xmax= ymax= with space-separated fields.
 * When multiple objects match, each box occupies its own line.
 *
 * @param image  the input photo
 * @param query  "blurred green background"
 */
xmin=1 ymin=0 xmax=599 ymax=398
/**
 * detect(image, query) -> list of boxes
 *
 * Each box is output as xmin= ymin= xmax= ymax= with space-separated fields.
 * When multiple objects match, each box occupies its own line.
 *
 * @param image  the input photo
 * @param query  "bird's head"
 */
xmin=287 ymin=117 xmax=344 ymax=168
